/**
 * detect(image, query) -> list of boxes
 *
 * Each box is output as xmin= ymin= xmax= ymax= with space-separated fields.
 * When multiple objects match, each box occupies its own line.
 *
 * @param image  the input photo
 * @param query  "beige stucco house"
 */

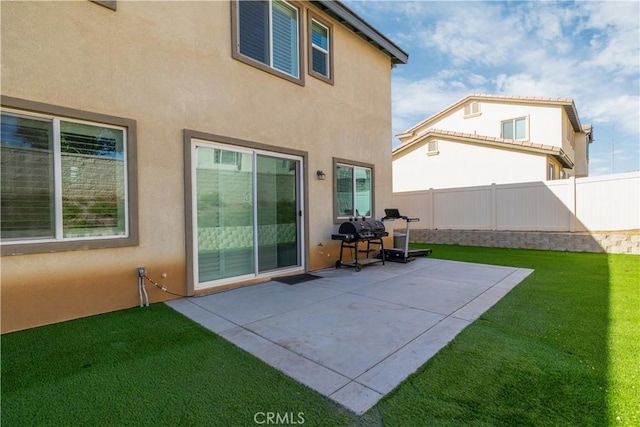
xmin=393 ymin=94 xmax=593 ymax=191
xmin=0 ymin=0 xmax=407 ymax=332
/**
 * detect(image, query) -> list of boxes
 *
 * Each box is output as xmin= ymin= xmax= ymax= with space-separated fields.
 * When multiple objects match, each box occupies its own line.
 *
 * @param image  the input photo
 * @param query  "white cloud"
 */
xmin=391 ymin=71 xmax=494 ymax=136
xmin=467 ymin=73 xmax=489 ymax=86
xmin=391 ymin=76 xmax=460 ymax=133
xmin=346 ymin=1 xmax=640 ymax=172
xmin=580 ymin=94 xmax=640 ymax=135
xmin=494 ymin=73 xmax=569 ymax=98
xmin=416 ymin=3 xmax=525 ymax=67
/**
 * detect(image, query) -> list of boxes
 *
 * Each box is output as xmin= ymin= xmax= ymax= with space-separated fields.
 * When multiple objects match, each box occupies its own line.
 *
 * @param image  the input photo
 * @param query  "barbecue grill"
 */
xmin=331 ymin=217 xmax=388 ymax=271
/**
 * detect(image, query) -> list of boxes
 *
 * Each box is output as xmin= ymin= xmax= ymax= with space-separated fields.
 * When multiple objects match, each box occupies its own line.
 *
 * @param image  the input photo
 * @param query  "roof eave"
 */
xmin=398 ymin=94 xmax=585 ymax=137
xmin=314 ymin=0 xmax=408 ymax=65
xmin=393 ymin=130 xmax=576 ymax=169
xmin=553 ymin=151 xmax=575 ymax=169
xmin=562 ymin=103 xmax=583 ymax=133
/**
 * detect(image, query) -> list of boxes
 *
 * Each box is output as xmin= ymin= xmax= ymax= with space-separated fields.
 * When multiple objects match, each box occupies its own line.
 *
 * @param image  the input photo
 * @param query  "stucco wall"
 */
xmin=421 ymin=101 xmax=564 ymax=148
xmin=392 ymin=137 xmax=548 ymax=191
xmin=574 ymin=134 xmax=589 ymax=177
xmin=393 ymin=98 xmax=588 ymax=191
xmin=0 ymin=1 xmax=394 ymax=332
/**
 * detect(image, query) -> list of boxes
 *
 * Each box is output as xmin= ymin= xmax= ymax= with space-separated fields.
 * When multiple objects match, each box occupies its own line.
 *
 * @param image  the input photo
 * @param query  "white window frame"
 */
xmin=501 ymin=116 xmax=528 ymax=140
xmin=1 ymin=108 xmax=130 ymax=246
xmin=333 ymin=159 xmax=374 ymax=222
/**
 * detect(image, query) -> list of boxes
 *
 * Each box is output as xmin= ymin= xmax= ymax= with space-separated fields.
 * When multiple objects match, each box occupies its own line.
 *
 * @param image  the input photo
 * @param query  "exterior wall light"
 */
xmin=316 ymin=170 xmax=326 ymax=180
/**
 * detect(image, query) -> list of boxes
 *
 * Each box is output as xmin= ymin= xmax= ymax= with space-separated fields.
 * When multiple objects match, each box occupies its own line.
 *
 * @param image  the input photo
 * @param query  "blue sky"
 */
xmin=343 ymin=0 xmax=640 ymax=175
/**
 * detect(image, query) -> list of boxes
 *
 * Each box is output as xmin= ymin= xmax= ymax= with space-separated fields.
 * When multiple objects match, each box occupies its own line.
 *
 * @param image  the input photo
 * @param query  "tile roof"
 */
xmin=397 ymin=94 xmax=585 ymax=139
xmin=393 ymin=128 xmax=575 ymax=168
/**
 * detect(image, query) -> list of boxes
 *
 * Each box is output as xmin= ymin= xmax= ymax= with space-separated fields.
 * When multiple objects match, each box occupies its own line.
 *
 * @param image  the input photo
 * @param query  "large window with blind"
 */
xmin=0 ymin=98 xmax=137 ymax=255
xmin=333 ymin=158 xmax=374 ymax=222
xmin=232 ymin=0 xmax=303 ymax=85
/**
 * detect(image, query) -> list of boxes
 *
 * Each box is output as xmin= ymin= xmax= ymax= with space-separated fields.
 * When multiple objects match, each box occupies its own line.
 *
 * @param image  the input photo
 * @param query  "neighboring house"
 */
xmin=393 ymin=94 xmax=594 ymax=192
xmin=0 ymin=0 xmax=407 ymax=332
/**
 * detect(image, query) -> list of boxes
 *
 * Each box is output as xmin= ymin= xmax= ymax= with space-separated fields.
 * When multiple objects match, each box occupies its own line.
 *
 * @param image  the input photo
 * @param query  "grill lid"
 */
xmin=338 ymin=220 xmax=372 ymax=235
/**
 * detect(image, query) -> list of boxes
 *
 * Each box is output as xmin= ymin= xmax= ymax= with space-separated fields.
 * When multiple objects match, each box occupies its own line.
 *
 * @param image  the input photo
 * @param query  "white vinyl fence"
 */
xmin=392 ymin=172 xmax=639 ymax=232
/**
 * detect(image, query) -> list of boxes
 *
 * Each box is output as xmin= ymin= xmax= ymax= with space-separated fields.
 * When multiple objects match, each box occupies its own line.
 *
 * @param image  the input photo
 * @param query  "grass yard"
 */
xmin=2 ymin=245 xmax=638 ymax=426
xmin=377 ymin=245 xmax=639 ymax=426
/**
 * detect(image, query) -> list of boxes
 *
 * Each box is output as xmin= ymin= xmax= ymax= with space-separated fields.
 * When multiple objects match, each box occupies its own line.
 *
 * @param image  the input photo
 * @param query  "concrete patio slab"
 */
xmin=355 ymin=316 xmax=471 ymax=395
xmin=189 ymin=281 xmax=342 ymax=325
xmin=165 ymin=258 xmax=533 ymax=414
xmin=409 ymin=260 xmax=516 ymax=286
xmin=167 ymin=297 xmax=236 ymax=333
xmin=309 ymin=270 xmax=401 ymax=292
xmin=218 ymin=326 xmax=351 ymax=396
xmin=329 ymin=382 xmax=383 ymax=415
xmin=245 ymin=292 xmax=444 ymax=378
xmin=351 ymin=275 xmax=489 ymax=316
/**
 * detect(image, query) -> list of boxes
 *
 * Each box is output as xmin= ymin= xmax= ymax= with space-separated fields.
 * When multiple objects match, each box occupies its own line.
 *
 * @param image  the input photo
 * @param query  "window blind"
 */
xmin=0 ymin=115 xmax=55 ymax=239
xmin=272 ymin=0 xmax=298 ymax=77
xmin=311 ymin=21 xmax=328 ymax=76
xmin=238 ymin=0 xmax=269 ymax=65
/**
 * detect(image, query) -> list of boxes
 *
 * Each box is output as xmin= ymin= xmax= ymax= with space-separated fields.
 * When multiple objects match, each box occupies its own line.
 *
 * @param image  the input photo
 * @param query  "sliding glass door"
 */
xmin=192 ymin=141 xmax=302 ymax=289
xmin=195 ymin=145 xmax=254 ymax=283
xmin=257 ymin=155 xmax=299 ymax=272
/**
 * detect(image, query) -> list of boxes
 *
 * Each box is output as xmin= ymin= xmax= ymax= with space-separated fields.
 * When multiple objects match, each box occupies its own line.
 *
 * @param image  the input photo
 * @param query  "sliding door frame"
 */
xmin=184 ymin=129 xmax=309 ymax=295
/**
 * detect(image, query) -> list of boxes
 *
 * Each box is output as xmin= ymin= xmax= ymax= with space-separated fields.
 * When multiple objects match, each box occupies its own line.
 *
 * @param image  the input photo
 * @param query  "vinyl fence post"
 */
xmin=491 ymin=183 xmax=497 ymax=230
xmin=569 ymin=176 xmax=576 ymax=232
xmin=429 ymin=188 xmax=435 ymax=229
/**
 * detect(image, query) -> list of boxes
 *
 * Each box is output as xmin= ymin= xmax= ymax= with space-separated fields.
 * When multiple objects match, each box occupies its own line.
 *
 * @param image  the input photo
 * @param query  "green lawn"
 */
xmin=2 ymin=245 xmax=638 ymax=426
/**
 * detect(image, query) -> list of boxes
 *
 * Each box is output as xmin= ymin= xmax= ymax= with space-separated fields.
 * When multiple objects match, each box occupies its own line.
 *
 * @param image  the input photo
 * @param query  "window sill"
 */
xmin=232 ymin=52 xmax=305 ymax=87
xmin=1 ymin=235 xmax=138 ymax=256
xmin=463 ymin=112 xmax=482 ymax=119
xmin=309 ymin=70 xmax=334 ymax=85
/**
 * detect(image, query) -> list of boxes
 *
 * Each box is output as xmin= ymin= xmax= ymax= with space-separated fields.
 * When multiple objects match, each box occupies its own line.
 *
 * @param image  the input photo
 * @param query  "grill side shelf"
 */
xmin=332 ymin=237 xmax=385 ymax=272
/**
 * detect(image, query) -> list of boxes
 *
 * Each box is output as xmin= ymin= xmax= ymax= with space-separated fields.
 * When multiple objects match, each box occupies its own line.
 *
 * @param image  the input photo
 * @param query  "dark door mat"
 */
xmin=272 ymin=274 xmax=322 ymax=285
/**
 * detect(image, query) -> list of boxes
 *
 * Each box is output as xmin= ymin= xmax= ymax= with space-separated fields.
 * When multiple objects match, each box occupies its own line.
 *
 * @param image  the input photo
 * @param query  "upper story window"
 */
xmin=232 ymin=0 xmax=304 ymax=85
xmin=427 ymin=139 xmax=439 ymax=156
xmin=308 ymin=12 xmax=333 ymax=84
xmin=1 ymin=97 xmax=138 ymax=255
xmin=463 ymin=102 xmax=481 ymax=118
xmin=502 ymin=116 xmax=527 ymax=140
xmin=548 ymin=163 xmax=556 ymax=180
xmin=334 ymin=158 xmax=374 ymax=222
